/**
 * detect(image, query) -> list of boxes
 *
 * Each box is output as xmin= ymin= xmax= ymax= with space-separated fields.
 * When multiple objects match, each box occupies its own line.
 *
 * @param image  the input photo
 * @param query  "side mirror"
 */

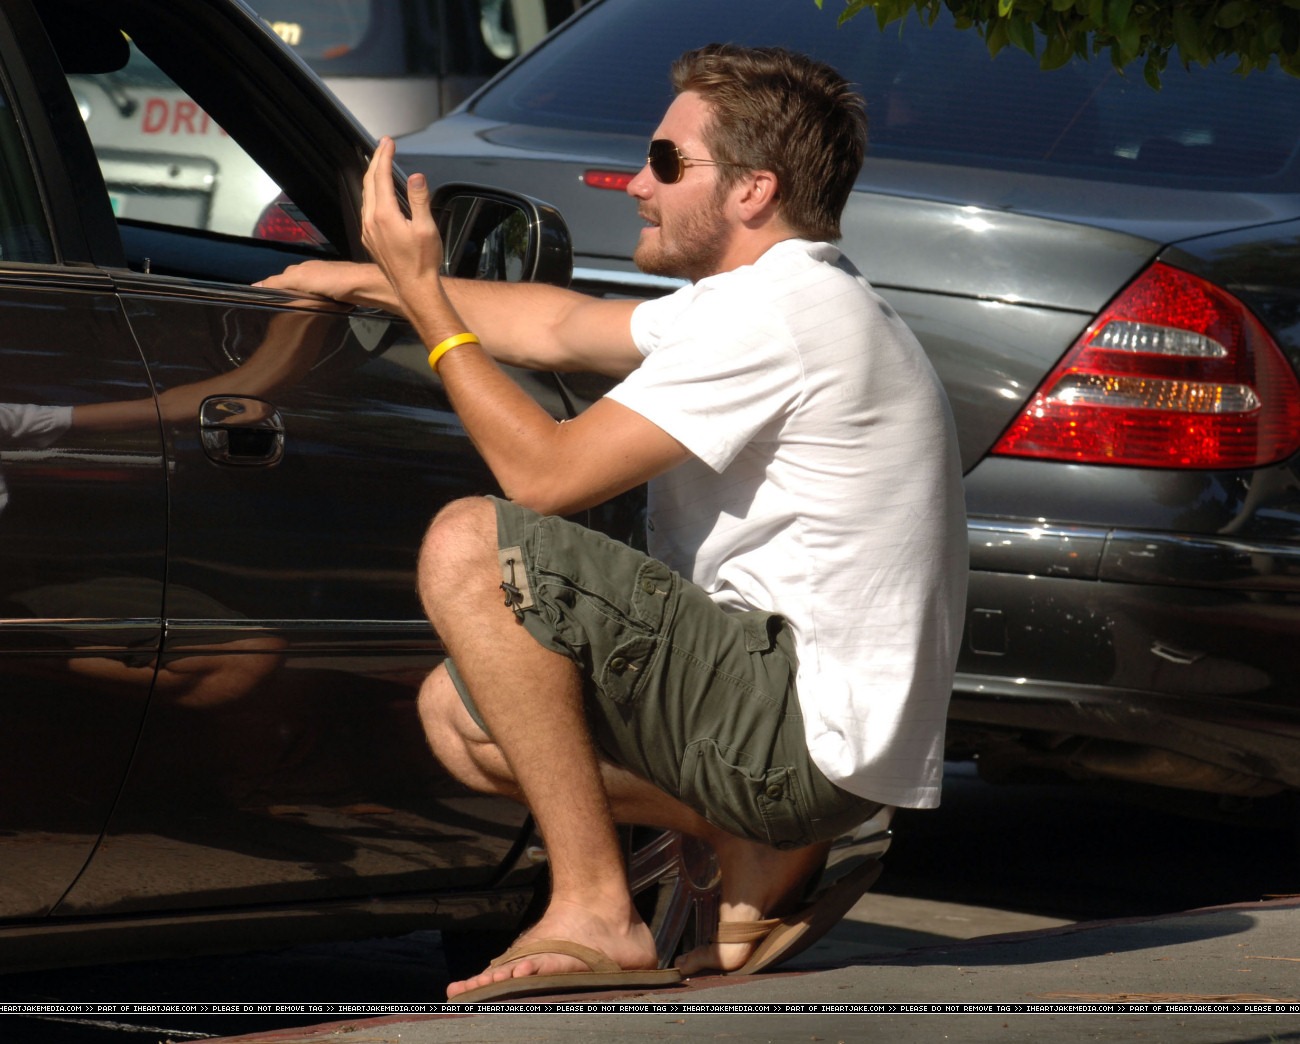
xmin=430 ymin=184 xmax=573 ymax=289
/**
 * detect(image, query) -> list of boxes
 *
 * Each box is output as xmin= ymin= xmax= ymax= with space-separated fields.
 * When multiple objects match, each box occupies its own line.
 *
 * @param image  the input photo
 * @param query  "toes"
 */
xmin=676 ymin=942 xmax=750 ymax=976
xmin=447 ymin=963 xmax=514 ymax=997
xmin=448 ymin=954 xmax=550 ymax=997
xmin=674 ymin=944 xmax=715 ymax=976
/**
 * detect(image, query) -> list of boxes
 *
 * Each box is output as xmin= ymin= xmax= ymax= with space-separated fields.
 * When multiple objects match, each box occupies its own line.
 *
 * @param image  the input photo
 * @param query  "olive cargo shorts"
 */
xmin=446 ymin=497 xmax=879 ymax=848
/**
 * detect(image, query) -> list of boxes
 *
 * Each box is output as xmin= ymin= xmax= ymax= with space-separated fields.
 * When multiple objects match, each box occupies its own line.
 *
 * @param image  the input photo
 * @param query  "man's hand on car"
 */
xmin=255 ymin=259 xmax=401 ymax=313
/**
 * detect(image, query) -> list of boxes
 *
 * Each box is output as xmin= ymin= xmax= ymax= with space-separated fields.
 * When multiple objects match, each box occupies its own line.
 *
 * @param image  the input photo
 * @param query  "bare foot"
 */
xmin=676 ymin=836 xmax=830 ymax=975
xmin=446 ymin=896 xmax=660 ymax=999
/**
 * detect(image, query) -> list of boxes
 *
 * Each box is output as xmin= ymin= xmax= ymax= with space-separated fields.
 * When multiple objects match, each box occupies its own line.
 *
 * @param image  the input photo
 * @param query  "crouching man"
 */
xmin=260 ymin=43 xmax=967 ymax=1002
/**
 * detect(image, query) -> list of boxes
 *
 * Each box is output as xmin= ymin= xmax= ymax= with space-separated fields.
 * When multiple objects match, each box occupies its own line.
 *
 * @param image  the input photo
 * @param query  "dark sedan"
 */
xmin=0 ymin=0 xmax=598 ymax=971
xmin=396 ymin=0 xmax=1300 ymax=814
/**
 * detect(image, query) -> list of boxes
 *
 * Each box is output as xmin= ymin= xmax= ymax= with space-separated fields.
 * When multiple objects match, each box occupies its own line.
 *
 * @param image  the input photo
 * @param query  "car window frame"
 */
xmin=115 ymin=0 xmax=375 ymax=264
xmin=28 ymin=0 xmax=385 ymax=283
xmin=0 ymin=0 xmax=126 ymax=270
xmin=0 ymin=62 xmax=55 ymax=266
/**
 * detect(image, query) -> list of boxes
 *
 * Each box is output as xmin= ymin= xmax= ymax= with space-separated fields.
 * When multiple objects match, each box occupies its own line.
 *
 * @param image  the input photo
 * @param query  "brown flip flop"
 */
xmin=448 ymin=937 xmax=683 ymax=1003
xmin=713 ymin=856 xmax=884 ymax=975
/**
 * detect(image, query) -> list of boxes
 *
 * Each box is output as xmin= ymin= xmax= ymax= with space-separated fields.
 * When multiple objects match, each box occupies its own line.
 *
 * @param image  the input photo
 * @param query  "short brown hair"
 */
xmin=670 ymin=44 xmax=866 ymax=241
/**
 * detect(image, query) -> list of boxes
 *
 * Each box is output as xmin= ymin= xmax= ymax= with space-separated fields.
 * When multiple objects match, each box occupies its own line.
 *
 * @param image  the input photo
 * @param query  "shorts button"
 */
xmin=609 ymin=656 xmax=628 ymax=672
xmin=765 ymin=784 xmax=784 ymax=799
xmin=640 ymin=578 xmax=657 ymax=594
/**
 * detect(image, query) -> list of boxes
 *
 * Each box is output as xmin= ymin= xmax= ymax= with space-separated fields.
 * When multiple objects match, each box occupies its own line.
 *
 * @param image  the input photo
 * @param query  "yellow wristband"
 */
xmin=427 ymin=332 xmax=480 ymax=372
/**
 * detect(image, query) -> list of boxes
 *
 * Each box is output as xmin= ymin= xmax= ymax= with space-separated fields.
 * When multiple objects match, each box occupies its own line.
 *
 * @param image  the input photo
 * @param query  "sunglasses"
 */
xmin=646 ymin=138 xmax=747 ymax=184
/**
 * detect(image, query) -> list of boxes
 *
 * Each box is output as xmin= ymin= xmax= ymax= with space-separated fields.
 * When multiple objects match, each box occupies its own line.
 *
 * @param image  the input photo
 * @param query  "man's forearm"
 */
xmin=256 ymin=260 xmax=402 ymax=313
xmin=393 ymin=277 xmax=579 ymax=508
xmin=260 ymin=262 xmax=640 ymax=376
xmin=439 ymin=278 xmax=642 ymax=377
xmin=438 ymin=277 xmax=560 ymax=367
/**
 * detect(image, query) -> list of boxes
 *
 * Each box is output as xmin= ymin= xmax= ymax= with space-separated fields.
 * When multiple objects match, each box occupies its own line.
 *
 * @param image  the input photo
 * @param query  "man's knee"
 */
xmin=420 ymin=496 xmax=497 ymax=567
xmin=418 ymin=496 xmax=498 ymax=612
xmin=417 ymin=664 xmax=511 ymax=793
xmin=418 ymin=664 xmax=472 ymax=740
xmin=416 ymin=665 xmax=517 ymax=795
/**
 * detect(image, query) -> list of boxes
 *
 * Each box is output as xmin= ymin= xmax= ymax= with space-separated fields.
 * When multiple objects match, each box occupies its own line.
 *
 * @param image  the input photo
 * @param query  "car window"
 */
xmin=0 ymin=77 xmax=54 ymax=264
xmin=254 ymin=0 xmax=582 ymax=78
xmin=258 ymin=0 xmax=377 ymax=65
xmin=66 ymin=42 xmax=327 ymax=249
xmin=470 ymin=0 xmax=1300 ymax=191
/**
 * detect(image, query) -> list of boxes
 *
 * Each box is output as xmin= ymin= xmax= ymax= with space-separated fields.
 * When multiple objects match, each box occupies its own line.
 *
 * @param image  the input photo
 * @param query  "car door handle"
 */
xmin=200 ymin=396 xmax=284 ymax=466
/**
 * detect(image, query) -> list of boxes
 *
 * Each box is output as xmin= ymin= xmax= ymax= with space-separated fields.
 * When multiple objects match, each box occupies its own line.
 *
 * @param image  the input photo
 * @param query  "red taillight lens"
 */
xmin=583 ymin=170 xmax=634 ymax=191
xmin=992 ymin=262 xmax=1300 ymax=468
xmin=253 ymin=194 xmax=326 ymax=245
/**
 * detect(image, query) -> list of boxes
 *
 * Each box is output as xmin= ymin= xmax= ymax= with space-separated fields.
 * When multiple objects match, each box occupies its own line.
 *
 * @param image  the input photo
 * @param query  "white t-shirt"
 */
xmin=0 ymin=403 xmax=73 ymax=516
xmin=607 ymin=239 xmax=967 ymax=809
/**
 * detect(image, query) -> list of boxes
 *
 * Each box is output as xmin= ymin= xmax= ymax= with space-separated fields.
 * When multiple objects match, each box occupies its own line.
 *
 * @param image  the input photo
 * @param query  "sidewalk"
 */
xmin=206 ymin=895 xmax=1299 ymax=1043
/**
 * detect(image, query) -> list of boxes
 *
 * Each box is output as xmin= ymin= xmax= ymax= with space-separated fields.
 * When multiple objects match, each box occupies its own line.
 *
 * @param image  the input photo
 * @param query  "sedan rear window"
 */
xmin=469 ymin=0 xmax=1300 ymax=190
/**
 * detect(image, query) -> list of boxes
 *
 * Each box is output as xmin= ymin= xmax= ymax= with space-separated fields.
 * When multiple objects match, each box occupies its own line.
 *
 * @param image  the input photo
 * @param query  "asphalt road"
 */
xmin=1 ymin=764 xmax=1295 ymax=1043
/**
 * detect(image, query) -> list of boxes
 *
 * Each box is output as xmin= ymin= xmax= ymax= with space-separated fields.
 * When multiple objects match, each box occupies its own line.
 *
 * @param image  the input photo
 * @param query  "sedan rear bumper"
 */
xmin=957 ymin=517 xmax=1300 ymax=793
xmin=970 ymin=518 xmax=1300 ymax=591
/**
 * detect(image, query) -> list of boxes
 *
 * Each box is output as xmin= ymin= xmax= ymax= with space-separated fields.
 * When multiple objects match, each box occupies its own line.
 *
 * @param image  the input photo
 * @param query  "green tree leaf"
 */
xmin=826 ymin=0 xmax=1300 ymax=86
xmin=1041 ymin=30 xmax=1074 ymax=67
xmin=1143 ymin=50 xmax=1163 ymax=87
xmin=1171 ymin=6 xmax=1205 ymax=60
xmin=987 ymin=17 xmax=1012 ymax=54
xmin=1008 ymin=13 xmax=1038 ymax=52
xmin=1215 ymin=2 xmax=1248 ymax=29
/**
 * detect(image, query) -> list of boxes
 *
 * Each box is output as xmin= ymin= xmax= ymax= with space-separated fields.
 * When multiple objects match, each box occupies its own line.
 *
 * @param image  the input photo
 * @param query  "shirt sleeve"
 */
xmin=0 ymin=404 xmax=74 ymax=447
xmin=611 ymin=282 xmax=802 ymax=473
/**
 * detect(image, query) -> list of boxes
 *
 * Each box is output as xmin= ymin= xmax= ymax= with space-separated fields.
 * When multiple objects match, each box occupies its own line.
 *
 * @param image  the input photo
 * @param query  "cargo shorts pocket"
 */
xmin=532 ymin=518 xmax=674 ymax=631
xmin=598 ymin=633 xmax=660 ymax=706
xmin=681 ymin=739 xmax=812 ymax=848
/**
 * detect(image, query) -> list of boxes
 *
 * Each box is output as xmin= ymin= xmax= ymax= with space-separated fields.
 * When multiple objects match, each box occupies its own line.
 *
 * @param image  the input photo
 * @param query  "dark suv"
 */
xmin=397 ymin=0 xmax=1300 ymax=813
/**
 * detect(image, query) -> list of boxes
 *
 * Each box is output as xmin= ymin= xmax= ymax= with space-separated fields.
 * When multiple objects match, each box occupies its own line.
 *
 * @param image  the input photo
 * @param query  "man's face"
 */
xmin=629 ymin=92 xmax=734 ymax=283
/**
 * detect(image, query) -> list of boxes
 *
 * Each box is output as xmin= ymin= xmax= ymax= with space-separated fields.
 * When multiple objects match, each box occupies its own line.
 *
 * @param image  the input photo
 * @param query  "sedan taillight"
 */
xmin=992 ymin=262 xmax=1300 ymax=468
xmin=253 ymin=194 xmax=326 ymax=246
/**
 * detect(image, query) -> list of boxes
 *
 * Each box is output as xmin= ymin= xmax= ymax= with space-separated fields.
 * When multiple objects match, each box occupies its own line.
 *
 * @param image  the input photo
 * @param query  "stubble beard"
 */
xmin=634 ymin=193 xmax=731 ymax=283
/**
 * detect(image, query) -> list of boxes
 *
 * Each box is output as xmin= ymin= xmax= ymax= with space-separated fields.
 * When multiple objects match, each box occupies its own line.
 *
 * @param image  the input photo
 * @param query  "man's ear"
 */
xmin=736 ymin=170 xmax=781 ymax=223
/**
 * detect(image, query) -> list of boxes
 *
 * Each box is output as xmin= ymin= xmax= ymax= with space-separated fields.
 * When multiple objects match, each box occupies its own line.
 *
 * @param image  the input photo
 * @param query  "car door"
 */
xmin=0 ymin=1 xmax=166 ymax=922
xmin=15 ymin=0 xmax=551 ymax=923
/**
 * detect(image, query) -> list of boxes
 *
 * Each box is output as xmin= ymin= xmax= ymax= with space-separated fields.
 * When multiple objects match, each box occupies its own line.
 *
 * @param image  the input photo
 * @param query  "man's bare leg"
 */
xmin=421 ymin=659 xmax=835 ymax=978
xmin=417 ymin=498 xmax=658 ymax=997
xmin=599 ymin=757 xmax=832 ymax=975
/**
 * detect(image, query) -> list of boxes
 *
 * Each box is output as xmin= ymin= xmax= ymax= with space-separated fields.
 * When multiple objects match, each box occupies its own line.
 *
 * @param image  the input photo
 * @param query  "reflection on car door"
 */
xmin=0 ymin=16 xmax=166 ymax=921
xmin=6 ymin=0 xmax=534 ymax=922
xmin=57 ymin=285 xmax=527 ymax=917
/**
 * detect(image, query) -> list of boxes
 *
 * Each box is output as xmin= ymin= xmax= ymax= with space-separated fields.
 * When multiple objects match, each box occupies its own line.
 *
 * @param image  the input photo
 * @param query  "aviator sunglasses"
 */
xmin=647 ymin=138 xmax=747 ymax=184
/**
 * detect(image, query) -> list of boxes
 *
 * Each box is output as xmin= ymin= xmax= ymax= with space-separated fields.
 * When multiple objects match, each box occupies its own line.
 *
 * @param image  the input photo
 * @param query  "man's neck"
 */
xmin=704 ymin=229 xmax=801 ymax=281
